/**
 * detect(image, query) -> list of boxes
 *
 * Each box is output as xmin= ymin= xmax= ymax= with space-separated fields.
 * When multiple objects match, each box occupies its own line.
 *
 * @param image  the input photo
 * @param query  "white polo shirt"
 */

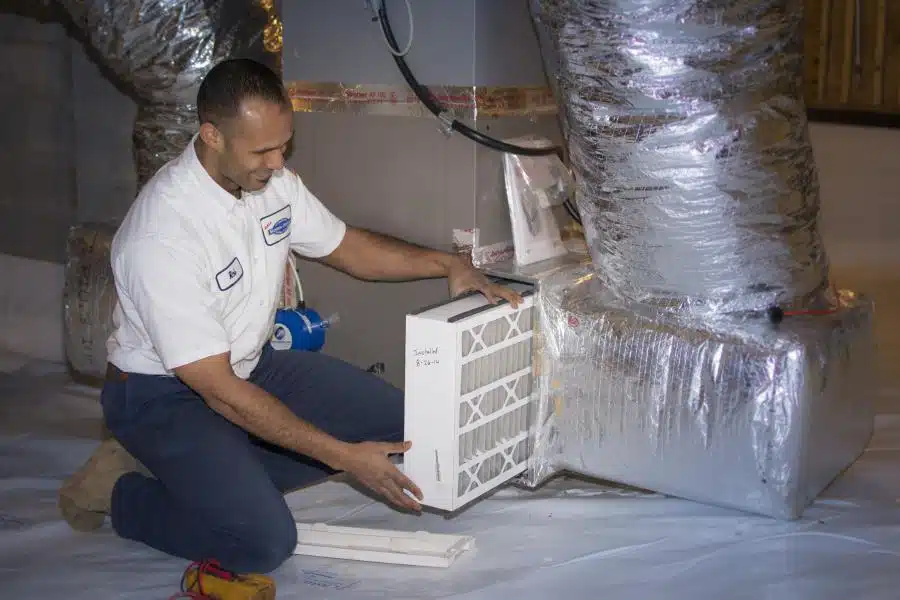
xmin=106 ymin=136 xmax=346 ymax=379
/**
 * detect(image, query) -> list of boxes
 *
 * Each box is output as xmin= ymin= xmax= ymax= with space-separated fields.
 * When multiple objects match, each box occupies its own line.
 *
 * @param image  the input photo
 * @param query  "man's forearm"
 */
xmin=205 ymin=376 xmax=350 ymax=470
xmin=324 ymin=226 xmax=459 ymax=281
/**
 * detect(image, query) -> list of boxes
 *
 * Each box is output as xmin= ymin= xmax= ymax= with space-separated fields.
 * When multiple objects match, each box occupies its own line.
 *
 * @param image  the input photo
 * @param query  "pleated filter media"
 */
xmin=403 ymin=282 xmax=536 ymax=511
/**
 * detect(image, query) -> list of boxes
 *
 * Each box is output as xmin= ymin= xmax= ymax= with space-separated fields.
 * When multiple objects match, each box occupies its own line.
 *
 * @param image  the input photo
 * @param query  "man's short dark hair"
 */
xmin=196 ymin=58 xmax=290 ymax=126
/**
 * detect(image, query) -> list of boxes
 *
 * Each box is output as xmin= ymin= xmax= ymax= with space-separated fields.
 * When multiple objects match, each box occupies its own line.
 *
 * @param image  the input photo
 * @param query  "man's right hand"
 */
xmin=335 ymin=440 xmax=423 ymax=512
xmin=174 ymin=354 xmax=424 ymax=512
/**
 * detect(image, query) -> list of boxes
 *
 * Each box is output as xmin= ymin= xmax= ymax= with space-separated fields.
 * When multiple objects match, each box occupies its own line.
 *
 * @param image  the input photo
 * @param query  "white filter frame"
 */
xmin=403 ymin=282 xmax=536 ymax=511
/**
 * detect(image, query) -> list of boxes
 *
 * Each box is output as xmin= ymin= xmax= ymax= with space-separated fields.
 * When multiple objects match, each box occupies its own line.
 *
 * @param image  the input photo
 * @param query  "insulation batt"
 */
xmin=520 ymin=0 xmax=877 ymax=518
xmin=63 ymin=223 xmax=118 ymax=379
xmin=528 ymin=0 xmax=830 ymax=315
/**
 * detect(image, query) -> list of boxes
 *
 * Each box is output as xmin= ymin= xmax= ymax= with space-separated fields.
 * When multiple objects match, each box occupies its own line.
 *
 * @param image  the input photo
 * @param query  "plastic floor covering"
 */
xmin=1 ymin=348 xmax=899 ymax=599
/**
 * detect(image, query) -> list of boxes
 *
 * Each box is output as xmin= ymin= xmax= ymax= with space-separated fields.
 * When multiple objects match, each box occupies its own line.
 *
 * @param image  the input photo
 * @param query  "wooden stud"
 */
xmin=840 ymin=0 xmax=855 ymax=104
xmin=816 ymin=0 xmax=832 ymax=103
xmin=874 ymin=0 xmax=886 ymax=105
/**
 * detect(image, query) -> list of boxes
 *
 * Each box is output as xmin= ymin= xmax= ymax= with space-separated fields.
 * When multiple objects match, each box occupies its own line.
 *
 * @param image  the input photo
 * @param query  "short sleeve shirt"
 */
xmin=106 ymin=136 xmax=346 ymax=378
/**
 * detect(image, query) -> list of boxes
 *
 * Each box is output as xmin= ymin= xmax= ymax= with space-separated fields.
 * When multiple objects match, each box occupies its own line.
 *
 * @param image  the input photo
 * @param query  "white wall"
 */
xmin=0 ymin=253 xmax=65 ymax=363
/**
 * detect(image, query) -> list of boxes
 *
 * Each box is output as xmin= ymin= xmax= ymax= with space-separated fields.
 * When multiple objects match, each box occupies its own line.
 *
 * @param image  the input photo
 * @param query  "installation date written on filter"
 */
xmin=412 ymin=347 xmax=440 ymax=368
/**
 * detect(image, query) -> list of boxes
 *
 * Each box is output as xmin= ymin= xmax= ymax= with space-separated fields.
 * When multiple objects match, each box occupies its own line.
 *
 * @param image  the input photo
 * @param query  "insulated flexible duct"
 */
xmin=528 ymin=0 xmax=830 ymax=316
xmin=55 ymin=0 xmax=279 ymax=187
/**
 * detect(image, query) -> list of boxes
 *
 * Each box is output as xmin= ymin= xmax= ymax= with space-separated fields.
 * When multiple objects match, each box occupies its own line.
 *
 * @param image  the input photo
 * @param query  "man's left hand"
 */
xmin=447 ymin=257 xmax=523 ymax=307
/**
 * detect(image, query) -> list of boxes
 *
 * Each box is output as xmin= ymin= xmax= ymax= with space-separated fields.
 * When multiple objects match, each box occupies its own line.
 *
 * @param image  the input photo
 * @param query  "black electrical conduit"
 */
xmin=375 ymin=4 xmax=560 ymax=157
xmin=375 ymin=4 xmax=582 ymax=224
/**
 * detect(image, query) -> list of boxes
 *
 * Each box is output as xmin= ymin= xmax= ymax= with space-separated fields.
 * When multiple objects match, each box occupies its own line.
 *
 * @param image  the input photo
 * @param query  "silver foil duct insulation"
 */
xmin=518 ymin=0 xmax=875 ymax=518
xmin=528 ymin=0 xmax=830 ymax=315
xmin=521 ymin=265 xmax=876 ymax=519
xmin=56 ymin=0 xmax=277 ymax=187
xmin=63 ymin=223 xmax=119 ymax=379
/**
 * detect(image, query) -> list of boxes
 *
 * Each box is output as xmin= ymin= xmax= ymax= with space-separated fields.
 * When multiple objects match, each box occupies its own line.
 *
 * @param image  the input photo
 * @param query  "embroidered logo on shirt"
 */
xmin=260 ymin=204 xmax=291 ymax=246
xmin=215 ymin=257 xmax=244 ymax=291
xmin=269 ymin=217 xmax=291 ymax=236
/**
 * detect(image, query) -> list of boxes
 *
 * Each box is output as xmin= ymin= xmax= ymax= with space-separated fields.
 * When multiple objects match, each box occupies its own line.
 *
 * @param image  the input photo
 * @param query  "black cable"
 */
xmin=563 ymin=198 xmax=581 ymax=223
xmin=375 ymin=3 xmax=579 ymax=224
xmin=376 ymin=5 xmax=559 ymax=157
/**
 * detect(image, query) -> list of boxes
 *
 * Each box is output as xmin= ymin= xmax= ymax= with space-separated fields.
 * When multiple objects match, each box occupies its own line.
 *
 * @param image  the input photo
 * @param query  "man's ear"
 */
xmin=199 ymin=122 xmax=225 ymax=152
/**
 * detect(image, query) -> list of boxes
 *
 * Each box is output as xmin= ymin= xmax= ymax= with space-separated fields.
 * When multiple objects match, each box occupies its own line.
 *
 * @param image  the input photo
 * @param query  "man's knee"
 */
xmin=224 ymin=506 xmax=298 ymax=574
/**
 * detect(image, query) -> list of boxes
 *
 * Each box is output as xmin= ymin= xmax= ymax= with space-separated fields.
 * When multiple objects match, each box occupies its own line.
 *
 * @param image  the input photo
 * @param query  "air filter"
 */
xmin=403 ymin=281 xmax=536 ymax=511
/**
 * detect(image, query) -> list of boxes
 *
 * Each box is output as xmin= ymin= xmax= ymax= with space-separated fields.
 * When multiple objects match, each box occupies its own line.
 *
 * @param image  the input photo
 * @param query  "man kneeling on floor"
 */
xmin=58 ymin=57 xmax=521 ymax=574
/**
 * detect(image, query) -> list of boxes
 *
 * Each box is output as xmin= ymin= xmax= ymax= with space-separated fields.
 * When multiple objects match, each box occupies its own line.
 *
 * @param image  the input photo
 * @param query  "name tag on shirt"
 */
xmin=216 ymin=257 xmax=244 ymax=291
xmin=260 ymin=204 xmax=291 ymax=246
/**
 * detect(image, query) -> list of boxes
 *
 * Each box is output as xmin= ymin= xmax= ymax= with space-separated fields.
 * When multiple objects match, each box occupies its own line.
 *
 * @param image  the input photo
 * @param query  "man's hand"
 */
xmin=447 ymin=257 xmax=523 ymax=307
xmin=334 ymin=440 xmax=423 ymax=512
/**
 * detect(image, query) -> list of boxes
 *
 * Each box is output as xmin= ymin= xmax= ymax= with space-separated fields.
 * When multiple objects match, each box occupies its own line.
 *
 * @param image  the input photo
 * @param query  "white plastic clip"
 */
xmin=436 ymin=111 xmax=455 ymax=137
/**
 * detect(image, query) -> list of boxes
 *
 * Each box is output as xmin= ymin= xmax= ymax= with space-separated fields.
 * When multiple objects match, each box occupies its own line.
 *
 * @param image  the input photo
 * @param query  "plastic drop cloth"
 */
xmin=2 ymin=351 xmax=900 ymax=600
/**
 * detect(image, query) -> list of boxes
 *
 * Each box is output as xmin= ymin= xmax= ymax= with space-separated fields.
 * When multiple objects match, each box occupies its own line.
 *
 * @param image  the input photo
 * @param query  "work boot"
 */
xmin=58 ymin=437 xmax=149 ymax=532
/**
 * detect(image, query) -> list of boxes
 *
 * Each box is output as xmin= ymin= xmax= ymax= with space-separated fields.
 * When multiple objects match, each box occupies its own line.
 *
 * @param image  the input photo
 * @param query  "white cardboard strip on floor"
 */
xmin=293 ymin=523 xmax=475 ymax=568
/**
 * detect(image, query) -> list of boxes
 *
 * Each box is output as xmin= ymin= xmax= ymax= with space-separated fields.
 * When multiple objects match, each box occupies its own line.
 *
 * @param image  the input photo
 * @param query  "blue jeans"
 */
xmin=100 ymin=345 xmax=403 ymax=573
